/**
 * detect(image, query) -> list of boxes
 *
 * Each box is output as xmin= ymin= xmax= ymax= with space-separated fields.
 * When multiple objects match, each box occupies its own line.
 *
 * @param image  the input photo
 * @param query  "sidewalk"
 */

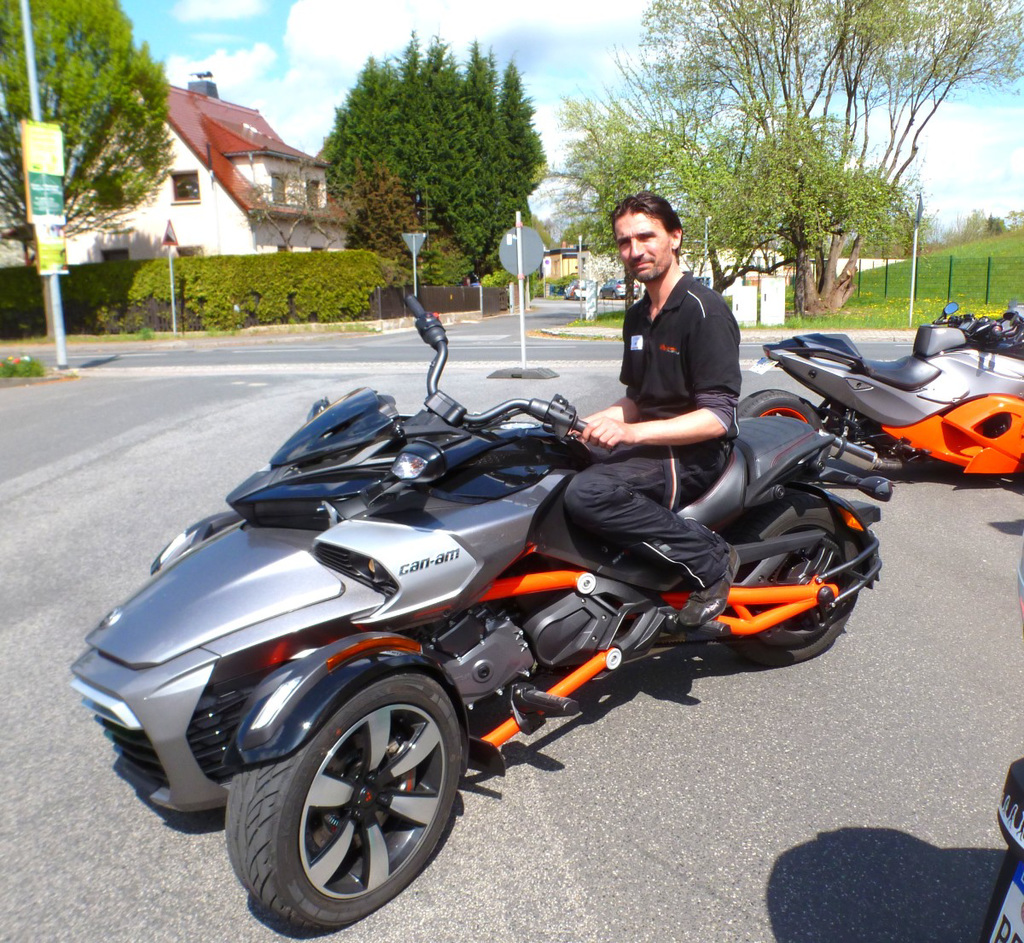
xmin=1 ymin=314 xmax=916 ymax=361
xmin=540 ymin=324 xmax=916 ymax=342
xmin=0 ymin=309 xmax=483 ymax=360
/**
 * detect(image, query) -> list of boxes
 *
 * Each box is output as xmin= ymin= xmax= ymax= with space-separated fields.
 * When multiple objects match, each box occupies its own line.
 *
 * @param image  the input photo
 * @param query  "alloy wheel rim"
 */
xmin=299 ymin=702 xmax=447 ymax=900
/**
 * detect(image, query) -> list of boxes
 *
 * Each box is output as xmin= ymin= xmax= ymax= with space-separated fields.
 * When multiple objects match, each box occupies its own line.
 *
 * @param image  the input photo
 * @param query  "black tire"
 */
xmin=737 ymin=389 xmax=822 ymax=427
xmin=724 ymin=492 xmax=858 ymax=667
xmin=226 ymin=673 xmax=462 ymax=930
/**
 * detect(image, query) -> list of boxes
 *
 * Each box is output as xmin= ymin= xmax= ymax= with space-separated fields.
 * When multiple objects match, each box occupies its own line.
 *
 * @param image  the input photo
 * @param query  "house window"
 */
xmin=176 ymin=245 xmax=204 ymax=257
xmin=270 ymin=175 xmax=285 ymax=204
xmin=171 ymin=172 xmax=200 ymax=202
xmin=101 ymin=248 xmax=130 ymax=262
xmin=306 ymin=179 xmax=321 ymax=209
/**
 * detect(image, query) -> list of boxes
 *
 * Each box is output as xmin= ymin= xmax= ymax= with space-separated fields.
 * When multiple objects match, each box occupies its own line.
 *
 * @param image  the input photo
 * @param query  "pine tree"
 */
xmin=343 ymin=159 xmax=418 ymax=260
xmin=497 ymin=62 xmax=545 ymax=231
xmin=323 ymin=35 xmax=545 ymax=279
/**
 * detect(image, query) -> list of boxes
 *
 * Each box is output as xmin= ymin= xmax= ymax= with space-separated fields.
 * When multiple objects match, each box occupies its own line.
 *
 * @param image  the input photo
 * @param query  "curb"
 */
xmin=0 ymin=309 xmax=487 ymax=359
xmin=0 ymin=372 xmax=79 ymax=388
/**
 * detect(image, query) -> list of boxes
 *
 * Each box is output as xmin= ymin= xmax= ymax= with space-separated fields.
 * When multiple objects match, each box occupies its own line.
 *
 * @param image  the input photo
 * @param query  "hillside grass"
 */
xmin=575 ymin=229 xmax=1024 ymax=330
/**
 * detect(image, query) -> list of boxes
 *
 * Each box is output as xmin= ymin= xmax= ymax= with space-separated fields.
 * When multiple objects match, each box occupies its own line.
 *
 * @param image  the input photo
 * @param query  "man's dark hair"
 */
xmin=610 ymin=191 xmax=683 ymax=236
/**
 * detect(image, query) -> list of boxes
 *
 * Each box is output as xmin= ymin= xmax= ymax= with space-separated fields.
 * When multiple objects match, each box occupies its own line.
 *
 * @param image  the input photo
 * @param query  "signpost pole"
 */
xmin=908 ymin=193 xmax=923 ymax=329
xmin=20 ymin=0 xmax=67 ymax=368
xmin=490 ymin=215 xmax=556 ymax=380
xmin=163 ymin=220 xmax=178 ymax=334
xmin=402 ymin=232 xmax=426 ymax=299
xmin=168 ymin=251 xmax=177 ymax=334
xmin=516 ymin=211 xmax=527 ymax=371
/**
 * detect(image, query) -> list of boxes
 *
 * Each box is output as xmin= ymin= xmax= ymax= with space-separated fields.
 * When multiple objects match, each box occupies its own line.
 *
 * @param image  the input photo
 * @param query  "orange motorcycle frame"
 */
xmin=883 ymin=394 xmax=1024 ymax=474
xmin=478 ymin=568 xmax=839 ymax=747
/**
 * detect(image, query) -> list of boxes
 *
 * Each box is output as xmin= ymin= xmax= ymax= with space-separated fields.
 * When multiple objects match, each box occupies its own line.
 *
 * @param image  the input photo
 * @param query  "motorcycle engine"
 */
xmin=430 ymin=609 xmax=534 ymax=703
xmin=522 ymin=593 xmax=618 ymax=667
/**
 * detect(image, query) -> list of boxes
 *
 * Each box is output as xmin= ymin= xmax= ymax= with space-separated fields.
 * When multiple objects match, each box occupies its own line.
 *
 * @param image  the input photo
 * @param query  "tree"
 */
xmin=343 ymin=159 xmax=418 ymax=259
xmin=559 ymin=0 xmax=1024 ymax=313
xmin=323 ymin=35 xmax=545 ymax=279
xmin=0 ymin=0 xmax=172 ymax=236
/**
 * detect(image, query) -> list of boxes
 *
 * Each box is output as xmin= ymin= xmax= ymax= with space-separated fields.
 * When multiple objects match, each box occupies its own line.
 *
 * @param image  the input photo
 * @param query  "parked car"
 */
xmin=565 ymin=279 xmax=581 ymax=300
xmin=600 ymin=278 xmax=640 ymax=301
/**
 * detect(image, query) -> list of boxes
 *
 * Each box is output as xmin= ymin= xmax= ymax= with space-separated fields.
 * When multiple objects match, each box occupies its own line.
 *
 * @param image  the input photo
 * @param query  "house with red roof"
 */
xmin=66 ymin=77 xmax=345 ymax=264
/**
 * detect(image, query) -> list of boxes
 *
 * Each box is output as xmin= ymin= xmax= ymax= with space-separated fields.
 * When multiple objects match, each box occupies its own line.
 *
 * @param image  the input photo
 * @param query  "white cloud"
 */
xmin=172 ymin=0 xmax=269 ymax=23
xmin=166 ymin=42 xmax=279 ymax=91
xmin=269 ymin=0 xmax=643 ymax=171
xmin=915 ymin=99 xmax=1024 ymax=224
xmin=281 ymin=0 xmax=640 ymax=103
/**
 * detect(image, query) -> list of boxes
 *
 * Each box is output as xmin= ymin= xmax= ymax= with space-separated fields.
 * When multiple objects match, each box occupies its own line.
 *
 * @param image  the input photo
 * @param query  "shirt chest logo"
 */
xmin=658 ymin=343 xmax=680 ymax=355
xmin=630 ymin=335 xmax=644 ymax=351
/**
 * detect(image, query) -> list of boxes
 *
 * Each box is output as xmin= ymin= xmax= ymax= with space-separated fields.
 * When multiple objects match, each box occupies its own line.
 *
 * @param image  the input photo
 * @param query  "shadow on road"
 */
xmin=463 ymin=642 xmax=750 ymax=782
xmin=76 ymin=355 xmax=121 ymax=369
xmin=767 ymin=827 xmax=1002 ymax=942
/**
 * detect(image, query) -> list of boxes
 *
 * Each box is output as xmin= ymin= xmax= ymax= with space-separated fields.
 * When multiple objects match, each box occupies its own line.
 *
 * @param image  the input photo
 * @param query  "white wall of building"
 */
xmin=65 ymin=131 xmax=339 ymax=263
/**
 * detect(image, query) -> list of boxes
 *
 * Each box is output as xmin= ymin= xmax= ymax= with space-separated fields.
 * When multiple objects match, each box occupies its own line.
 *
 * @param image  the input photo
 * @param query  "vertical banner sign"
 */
xmin=21 ymin=119 xmax=66 ymax=273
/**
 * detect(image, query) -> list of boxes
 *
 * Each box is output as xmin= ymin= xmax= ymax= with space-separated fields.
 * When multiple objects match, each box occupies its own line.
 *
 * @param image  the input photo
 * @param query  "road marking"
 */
xmin=72 ymin=358 xmax=764 ymax=377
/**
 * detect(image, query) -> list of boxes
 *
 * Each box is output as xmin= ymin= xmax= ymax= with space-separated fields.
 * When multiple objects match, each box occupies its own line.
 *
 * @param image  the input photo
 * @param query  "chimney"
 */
xmin=188 ymin=72 xmax=219 ymax=98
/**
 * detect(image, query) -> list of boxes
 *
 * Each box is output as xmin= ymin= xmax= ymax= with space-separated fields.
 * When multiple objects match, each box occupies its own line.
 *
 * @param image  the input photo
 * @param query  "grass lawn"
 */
xmin=572 ymin=294 xmax=1012 ymax=332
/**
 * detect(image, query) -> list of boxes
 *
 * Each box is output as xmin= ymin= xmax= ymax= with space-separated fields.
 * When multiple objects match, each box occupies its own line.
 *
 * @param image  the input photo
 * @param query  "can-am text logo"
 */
xmin=399 ymin=548 xmax=460 ymax=575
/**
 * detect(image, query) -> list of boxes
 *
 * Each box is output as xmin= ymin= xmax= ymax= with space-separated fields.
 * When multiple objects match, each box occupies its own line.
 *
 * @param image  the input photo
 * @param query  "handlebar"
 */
xmin=463 ymin=393 xmax=586 ymax=437
xmin=932 ymin=304 xmax=1024 ymax=349
xmin=403 ymin=295 xmax=586 ymax=438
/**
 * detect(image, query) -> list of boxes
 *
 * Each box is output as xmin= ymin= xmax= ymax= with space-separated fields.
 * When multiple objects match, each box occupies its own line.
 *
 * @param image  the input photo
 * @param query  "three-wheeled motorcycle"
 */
xmin=72 ymin=297 xmax=888 ymax=929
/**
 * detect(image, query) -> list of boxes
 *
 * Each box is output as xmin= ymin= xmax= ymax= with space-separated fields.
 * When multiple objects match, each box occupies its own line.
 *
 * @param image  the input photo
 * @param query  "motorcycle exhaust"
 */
xmin=828 ymin=435 xmax=879 ymax=470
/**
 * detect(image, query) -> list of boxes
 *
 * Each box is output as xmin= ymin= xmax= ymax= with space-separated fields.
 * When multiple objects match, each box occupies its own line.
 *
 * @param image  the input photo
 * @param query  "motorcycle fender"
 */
xmin=790 ymin=483 xmax=881 ymax=538
xmin=228 ymin=633 xmax=478 ymax=773
xmin=883 ymin=395 xmax=1024 ymax=474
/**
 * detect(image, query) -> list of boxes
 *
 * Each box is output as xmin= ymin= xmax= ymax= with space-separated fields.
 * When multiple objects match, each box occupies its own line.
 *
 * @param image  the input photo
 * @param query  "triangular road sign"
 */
xmin=162 ymin=220 xmax=178 ymax=247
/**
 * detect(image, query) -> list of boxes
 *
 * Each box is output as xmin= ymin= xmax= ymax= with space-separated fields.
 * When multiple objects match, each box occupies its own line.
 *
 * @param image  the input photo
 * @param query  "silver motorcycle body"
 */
xmin=768 ymin=325 xmax=1024 ymax=427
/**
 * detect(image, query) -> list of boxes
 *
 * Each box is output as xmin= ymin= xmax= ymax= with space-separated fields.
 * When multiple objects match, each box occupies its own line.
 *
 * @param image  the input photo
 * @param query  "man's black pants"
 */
xmin=563 ymin=440 xmax=731 ymax=590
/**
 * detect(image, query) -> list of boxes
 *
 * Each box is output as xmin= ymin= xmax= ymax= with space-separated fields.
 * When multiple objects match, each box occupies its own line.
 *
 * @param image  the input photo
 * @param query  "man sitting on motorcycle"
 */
xmin=565 ymin=191 xmax=742 ymax=627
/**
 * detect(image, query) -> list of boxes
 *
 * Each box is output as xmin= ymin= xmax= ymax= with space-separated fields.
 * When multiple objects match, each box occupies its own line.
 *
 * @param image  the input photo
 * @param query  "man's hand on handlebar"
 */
xmin=577 ymin=415 xmax=636 ymax=448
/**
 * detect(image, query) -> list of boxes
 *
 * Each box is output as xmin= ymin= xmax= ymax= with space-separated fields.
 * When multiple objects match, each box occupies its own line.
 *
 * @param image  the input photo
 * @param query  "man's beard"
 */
xmin=632 ymin=258 xmax=670 ymax=283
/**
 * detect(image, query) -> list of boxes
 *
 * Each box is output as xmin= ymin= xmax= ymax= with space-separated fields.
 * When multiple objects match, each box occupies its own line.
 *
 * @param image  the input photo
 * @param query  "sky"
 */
xmin=120 ymin=0 xmax=1024 ymax=232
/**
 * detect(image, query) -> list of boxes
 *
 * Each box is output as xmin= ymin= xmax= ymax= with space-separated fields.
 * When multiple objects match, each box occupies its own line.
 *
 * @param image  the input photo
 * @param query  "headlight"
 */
xmin=390 ymin=441 xmax=446 ymax=482
xmin=393 ymin=452 xmax=430 ymax=479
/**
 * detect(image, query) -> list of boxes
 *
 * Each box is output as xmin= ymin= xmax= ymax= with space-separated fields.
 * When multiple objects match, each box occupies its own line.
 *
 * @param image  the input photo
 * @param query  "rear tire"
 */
xmin=738 ymin=389 xmax=822 ymax=427
xmin=724 ymin=492 xmax=858 ymax=667
xmin=226 ymin=673 xmax=462 ymax=929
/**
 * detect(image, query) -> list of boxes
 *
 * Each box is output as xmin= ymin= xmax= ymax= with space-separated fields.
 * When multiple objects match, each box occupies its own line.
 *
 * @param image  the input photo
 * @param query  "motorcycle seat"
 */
xmin=678 ymin=447 xmax=745 ymax=528
xmin=680 ymin=417 xmax=821 ymax=527
xmin=859 ymin=355 xmax=941 ymax=391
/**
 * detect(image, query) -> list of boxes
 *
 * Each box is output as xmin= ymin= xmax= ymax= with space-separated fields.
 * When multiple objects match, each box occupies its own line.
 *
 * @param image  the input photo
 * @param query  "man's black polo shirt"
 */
xmin=619 ymin=273 xmax=741 ymax=421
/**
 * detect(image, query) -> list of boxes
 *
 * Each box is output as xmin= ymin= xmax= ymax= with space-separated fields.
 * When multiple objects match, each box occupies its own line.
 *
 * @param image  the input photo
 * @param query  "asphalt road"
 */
xmin=1 ymin=312 xmax=1021 ymax=943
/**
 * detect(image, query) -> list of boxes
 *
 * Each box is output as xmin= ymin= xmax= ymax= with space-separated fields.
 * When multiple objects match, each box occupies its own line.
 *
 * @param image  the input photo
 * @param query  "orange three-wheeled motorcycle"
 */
xmin=744 ymin=302 xmax=1024 ymax=475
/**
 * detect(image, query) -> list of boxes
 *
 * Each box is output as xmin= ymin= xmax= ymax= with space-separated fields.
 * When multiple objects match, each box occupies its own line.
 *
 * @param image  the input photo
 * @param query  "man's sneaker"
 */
xmin=673 ymin=546 xmax=740 ymax=628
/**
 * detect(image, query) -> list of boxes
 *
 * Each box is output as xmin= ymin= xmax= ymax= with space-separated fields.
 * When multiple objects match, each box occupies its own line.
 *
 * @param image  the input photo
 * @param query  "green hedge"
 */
xmin=0 ymin=250 xmax=391 ymax=338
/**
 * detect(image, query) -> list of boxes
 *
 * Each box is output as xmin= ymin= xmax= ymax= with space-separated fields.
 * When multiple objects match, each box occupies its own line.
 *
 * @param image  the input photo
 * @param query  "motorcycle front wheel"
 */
xmin=725 ymin=492 xmax=858 ymax=667
xmin=226 ymin=672 xmax=462 ymax=929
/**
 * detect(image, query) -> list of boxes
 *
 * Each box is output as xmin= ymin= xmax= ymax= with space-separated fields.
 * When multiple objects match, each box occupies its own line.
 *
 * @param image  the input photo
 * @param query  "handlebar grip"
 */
xmin=406 ymin=295 xmax=448 ymax=350
xmin=405 ymin=295 xmax=429 ymax=319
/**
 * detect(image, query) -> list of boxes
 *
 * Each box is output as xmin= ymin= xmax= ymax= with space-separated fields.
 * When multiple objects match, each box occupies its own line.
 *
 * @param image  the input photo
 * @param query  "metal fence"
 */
xmin=854 ymin=256 xmax=1024 ymax=305
xmin=370 ymin=285 xmax=508 ymax=319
